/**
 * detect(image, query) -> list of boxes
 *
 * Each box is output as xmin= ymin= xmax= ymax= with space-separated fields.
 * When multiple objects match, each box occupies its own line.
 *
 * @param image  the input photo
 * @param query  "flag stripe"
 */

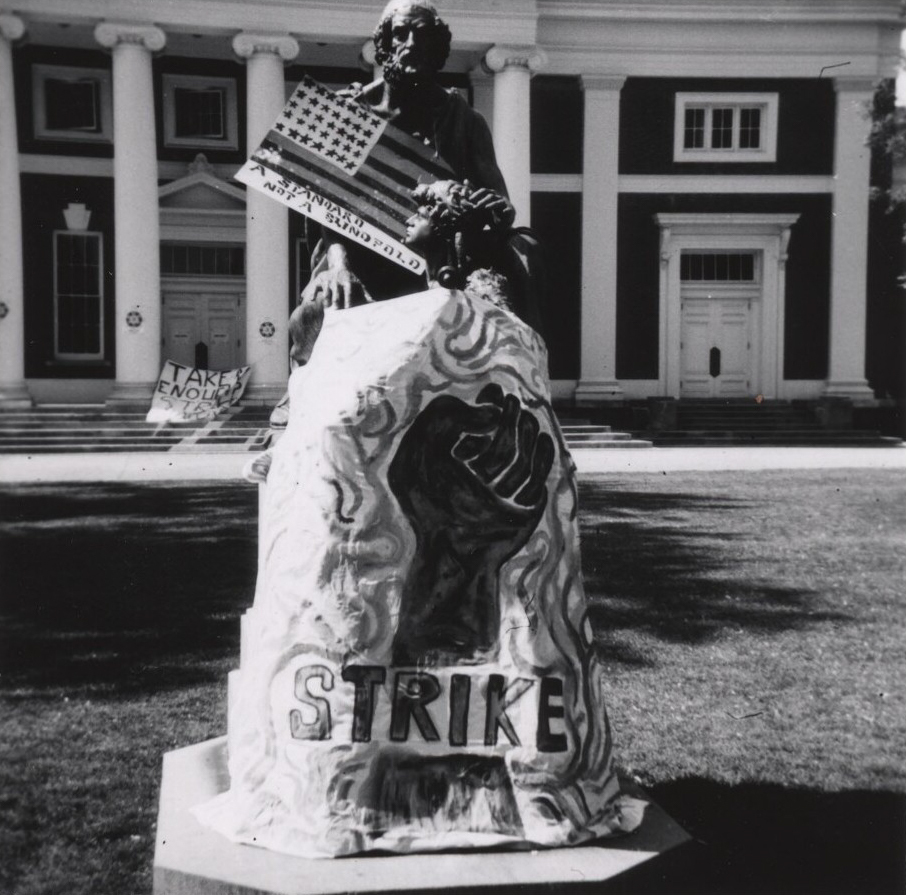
xmin=257 ymin=152 xmax=409 ymax=237
xmin=263 ymin=138 xmax=413 ymax=232
xmin=378 ymin=132 xmax=453 ymax=181
xmin=237 ymin=160 xmax=426 ymax=273
xmin=270 ymin=133 xmax=420 ymax=222
xmin=367 ymin=145 xmax=437 ymax=191
xmin=271 ymin=128 xmax=431 ymax=210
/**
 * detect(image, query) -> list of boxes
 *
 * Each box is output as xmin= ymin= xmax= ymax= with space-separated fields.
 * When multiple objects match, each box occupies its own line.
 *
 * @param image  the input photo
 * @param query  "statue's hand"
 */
xmin=302 ymin=242 xmax=373 ymax=309
xmin=301 ymin=267 xmax=373 ymax=309
xmin=466 ymin=187 xmax=516 ymax=230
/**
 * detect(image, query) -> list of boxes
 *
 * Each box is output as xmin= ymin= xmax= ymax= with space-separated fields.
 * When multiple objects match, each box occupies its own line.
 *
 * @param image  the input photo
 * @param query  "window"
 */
xmin=162 ymin=74 xmax=238 ymax=150
xmin=680 ymin=252 xmax=758 ymax=283
xmin=674 ymin=93 xmax=778 ymax=162
xmin=54 ymin=232 xmax=104 ymax=360
xmin=160 ymin=243 xmax=245 ymax=277
xmin=32 ymin=65 xmax=112 ymax=142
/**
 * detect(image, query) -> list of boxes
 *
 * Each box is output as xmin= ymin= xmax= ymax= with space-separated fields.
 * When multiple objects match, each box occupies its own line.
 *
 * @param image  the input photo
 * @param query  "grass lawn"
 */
xmin=0 ymin=468 xmax=904 ymax=895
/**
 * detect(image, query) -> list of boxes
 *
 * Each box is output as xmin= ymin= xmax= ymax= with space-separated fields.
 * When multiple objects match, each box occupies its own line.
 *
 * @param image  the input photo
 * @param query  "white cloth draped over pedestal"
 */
xmin=195 ymin=288 xmax=644 ymax=857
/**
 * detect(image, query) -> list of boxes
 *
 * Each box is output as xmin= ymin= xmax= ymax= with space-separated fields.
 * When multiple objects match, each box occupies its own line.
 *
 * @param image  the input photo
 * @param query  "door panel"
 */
xmin=163 ymin=295 xmax=199 ymax=368
xmin=206 ymin=296 xmax=240 ymax=370
xmin=162 ymin=290 xmax=244 ymax=371
xmin=716 ymin=302 xmax=750 ymax=397
xmin=680 ymin=298 xmax=752 ymax=397
xmin=679 ymin=299 xmax=714 ymax=398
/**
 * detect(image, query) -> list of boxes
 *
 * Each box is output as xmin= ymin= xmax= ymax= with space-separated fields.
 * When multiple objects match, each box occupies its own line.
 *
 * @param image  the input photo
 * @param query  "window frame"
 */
xmin=162 ymin=73 xmax=239 ymax=150
xmin=679 ymin=250 xmax=762 ymax=289
xmin=53 ymin=230 xmax=105 ymax=362
xmin=32 ymin=64 xmax=113 ymax=143
xmin=673 ymin=92 xmax=779 ymax=163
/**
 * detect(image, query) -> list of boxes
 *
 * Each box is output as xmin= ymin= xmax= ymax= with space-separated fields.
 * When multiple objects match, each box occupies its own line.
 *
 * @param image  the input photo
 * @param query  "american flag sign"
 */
xmin=236 ymin=76 xmax=455 ymax=276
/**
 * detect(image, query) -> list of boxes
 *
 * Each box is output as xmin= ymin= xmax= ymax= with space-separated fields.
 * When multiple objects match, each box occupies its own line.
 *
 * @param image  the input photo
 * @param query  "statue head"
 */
xmin=372 ymin=0 xmax=452 ymax=86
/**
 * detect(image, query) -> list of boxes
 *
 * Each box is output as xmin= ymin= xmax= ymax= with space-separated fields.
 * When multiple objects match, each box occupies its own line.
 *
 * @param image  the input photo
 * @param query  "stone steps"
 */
xmin=0 ymin=408 xmax=650 ymax=453
xmin=651 ymin=430 xmax=901 ymax=447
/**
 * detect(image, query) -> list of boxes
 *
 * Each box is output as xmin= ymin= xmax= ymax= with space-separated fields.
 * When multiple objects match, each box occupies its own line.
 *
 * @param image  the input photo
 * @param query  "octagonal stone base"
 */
xmin=153 ymin=738 xmax=691 ymax=894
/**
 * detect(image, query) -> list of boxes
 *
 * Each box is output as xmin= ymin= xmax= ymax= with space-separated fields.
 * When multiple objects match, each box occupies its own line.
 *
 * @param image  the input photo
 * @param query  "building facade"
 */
xmin=0 ymin=0 xmax=901 ymax=407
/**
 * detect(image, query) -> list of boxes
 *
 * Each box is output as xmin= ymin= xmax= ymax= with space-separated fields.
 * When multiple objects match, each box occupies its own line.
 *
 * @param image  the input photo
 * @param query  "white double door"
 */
xmin=162 ymin=284 xmax=245 ymax=371
xmin=680 ymin=295 xmax=757 ymax=398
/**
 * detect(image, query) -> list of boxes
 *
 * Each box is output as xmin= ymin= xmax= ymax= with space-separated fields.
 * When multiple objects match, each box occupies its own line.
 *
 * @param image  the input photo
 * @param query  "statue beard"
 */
xmin=382 ymin=55 xmax=432 ymax=90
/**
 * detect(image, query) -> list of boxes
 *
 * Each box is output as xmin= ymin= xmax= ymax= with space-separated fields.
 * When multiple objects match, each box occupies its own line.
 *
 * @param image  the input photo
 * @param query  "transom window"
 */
xmin=680 ymin=251 xmax=758 ymax=283
xmin=54 ymin=232 xmax=104 ymax=360
xmin=162 ymin=74 xmax=238 ymax=150
xmin=32 ymin=64 xmax=112 ymax=143
xmin=675 ymin=93 xmax=778 ymax=163
xmin=160 ymin=243 xmax=245 ymax=277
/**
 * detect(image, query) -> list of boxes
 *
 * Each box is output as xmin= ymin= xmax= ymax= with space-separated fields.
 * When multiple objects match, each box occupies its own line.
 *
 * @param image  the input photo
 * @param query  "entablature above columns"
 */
xmin=94 ymin=21 xmax=166 ymax=52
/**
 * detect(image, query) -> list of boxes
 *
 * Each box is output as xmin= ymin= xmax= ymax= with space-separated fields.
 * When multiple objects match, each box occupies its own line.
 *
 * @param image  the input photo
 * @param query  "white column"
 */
xmin=469 ymin=64 xmax=495 ymax=132
xmin=360 ymin=39 xmax=381 ymax=83
xmin=95 ymin=23 xmax=166 ymax=405
xmin=0 ymin=15 xmax=31 ymax=407
xmin=233 ymin=33 xmax=299 ymax=402
xmin=825 ymin=77 xmax=876 ymax=404
xmin=483 ymin=45 xmax=546 ymax=227
xmin=575 ymin=75 xmax=625 ymax=405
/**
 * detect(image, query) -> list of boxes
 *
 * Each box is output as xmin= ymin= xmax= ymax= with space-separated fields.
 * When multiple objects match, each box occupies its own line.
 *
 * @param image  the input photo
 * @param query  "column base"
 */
xmin=574 ymin=379 xmax=624 ymax=407
xmin=0 ymin=380 xmax=33 ymax=408
xmin=105 ymin=381 xmax=156 ymax=409
xmin=242 ymin=383 xmax=287 ymax=406
xmin=822 ymin=379 xmax=876 ymax=406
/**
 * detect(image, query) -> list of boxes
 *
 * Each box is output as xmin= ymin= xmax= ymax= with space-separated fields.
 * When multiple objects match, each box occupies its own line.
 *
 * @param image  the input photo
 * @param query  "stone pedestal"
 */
xmin=154 ymin=737 xmax=690 ymax=895
xmin=195 ymin=289 xmax=646 ymax=858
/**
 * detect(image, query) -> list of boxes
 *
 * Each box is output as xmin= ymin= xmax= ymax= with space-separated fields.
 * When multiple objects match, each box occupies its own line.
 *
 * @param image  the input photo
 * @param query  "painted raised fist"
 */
xmin=388 ymin=384 xmax=554 ymax=664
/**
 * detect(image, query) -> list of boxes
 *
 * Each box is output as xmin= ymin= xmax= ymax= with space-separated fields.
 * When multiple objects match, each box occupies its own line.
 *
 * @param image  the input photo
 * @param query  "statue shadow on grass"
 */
xmin=576 ymin=483 xmax=852 ymax=669
xmin=0 ymin=483 xmax=258 ymax=698
xmin=605 ymin=778 xmax=905 ymax=895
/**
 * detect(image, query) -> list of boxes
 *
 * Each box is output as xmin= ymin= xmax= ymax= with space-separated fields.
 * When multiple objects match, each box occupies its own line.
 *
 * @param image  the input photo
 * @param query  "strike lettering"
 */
xmin=342 ymin=665 xmax=385 ymax=743
xmin=289 ymin=665 xmax=334 ymax=740
xmin=284 ymin=664 xmax=568 ymax=752
xmin=390 ymin=672 xmax=441 ymax=743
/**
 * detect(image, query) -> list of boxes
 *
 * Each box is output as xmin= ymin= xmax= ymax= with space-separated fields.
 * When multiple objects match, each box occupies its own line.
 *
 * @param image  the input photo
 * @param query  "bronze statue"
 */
xmin=293 ymin=0 xmax=542 ymax=333
xmin=250 ymin=0 xmax=544 ymax=473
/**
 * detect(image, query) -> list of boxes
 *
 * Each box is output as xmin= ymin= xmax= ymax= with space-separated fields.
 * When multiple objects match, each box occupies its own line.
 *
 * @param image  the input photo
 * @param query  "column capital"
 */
xmin=482 ymin=44 xmax=547 ymax=75
xmin=232 ymin=32 xmax=299 ymax=62
xmin=833 ymin=75 xmax=878 ymax=95
xmin=581 ymin=74 xmax=627 ymax=94
xmin=94 ymin=22 xmax=166 ymax=52
xmin=0 ymin=14 xmax=26 ymax=43
xmin=360 ymin=39 xmax=377 ymax=68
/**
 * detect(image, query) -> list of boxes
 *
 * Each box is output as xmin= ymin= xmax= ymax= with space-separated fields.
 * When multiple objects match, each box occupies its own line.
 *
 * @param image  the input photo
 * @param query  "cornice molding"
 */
xmin=483 ymin=44 xmax=547 ymax=75
xmin=94 ymin=22 xmax=166 ymax=52
xmin=537 ymin=1 xmax=903 ymax=26
xmin=231 ymin=32 xmax=299 ymax=61
xmin=0 ymin=13 xmax=25 ymax=43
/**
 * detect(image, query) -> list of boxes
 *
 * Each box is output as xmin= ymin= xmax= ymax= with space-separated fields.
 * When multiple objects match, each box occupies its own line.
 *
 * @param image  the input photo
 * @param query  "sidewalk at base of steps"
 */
xmin=2 ymin=445 xmax=904 ymax=484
